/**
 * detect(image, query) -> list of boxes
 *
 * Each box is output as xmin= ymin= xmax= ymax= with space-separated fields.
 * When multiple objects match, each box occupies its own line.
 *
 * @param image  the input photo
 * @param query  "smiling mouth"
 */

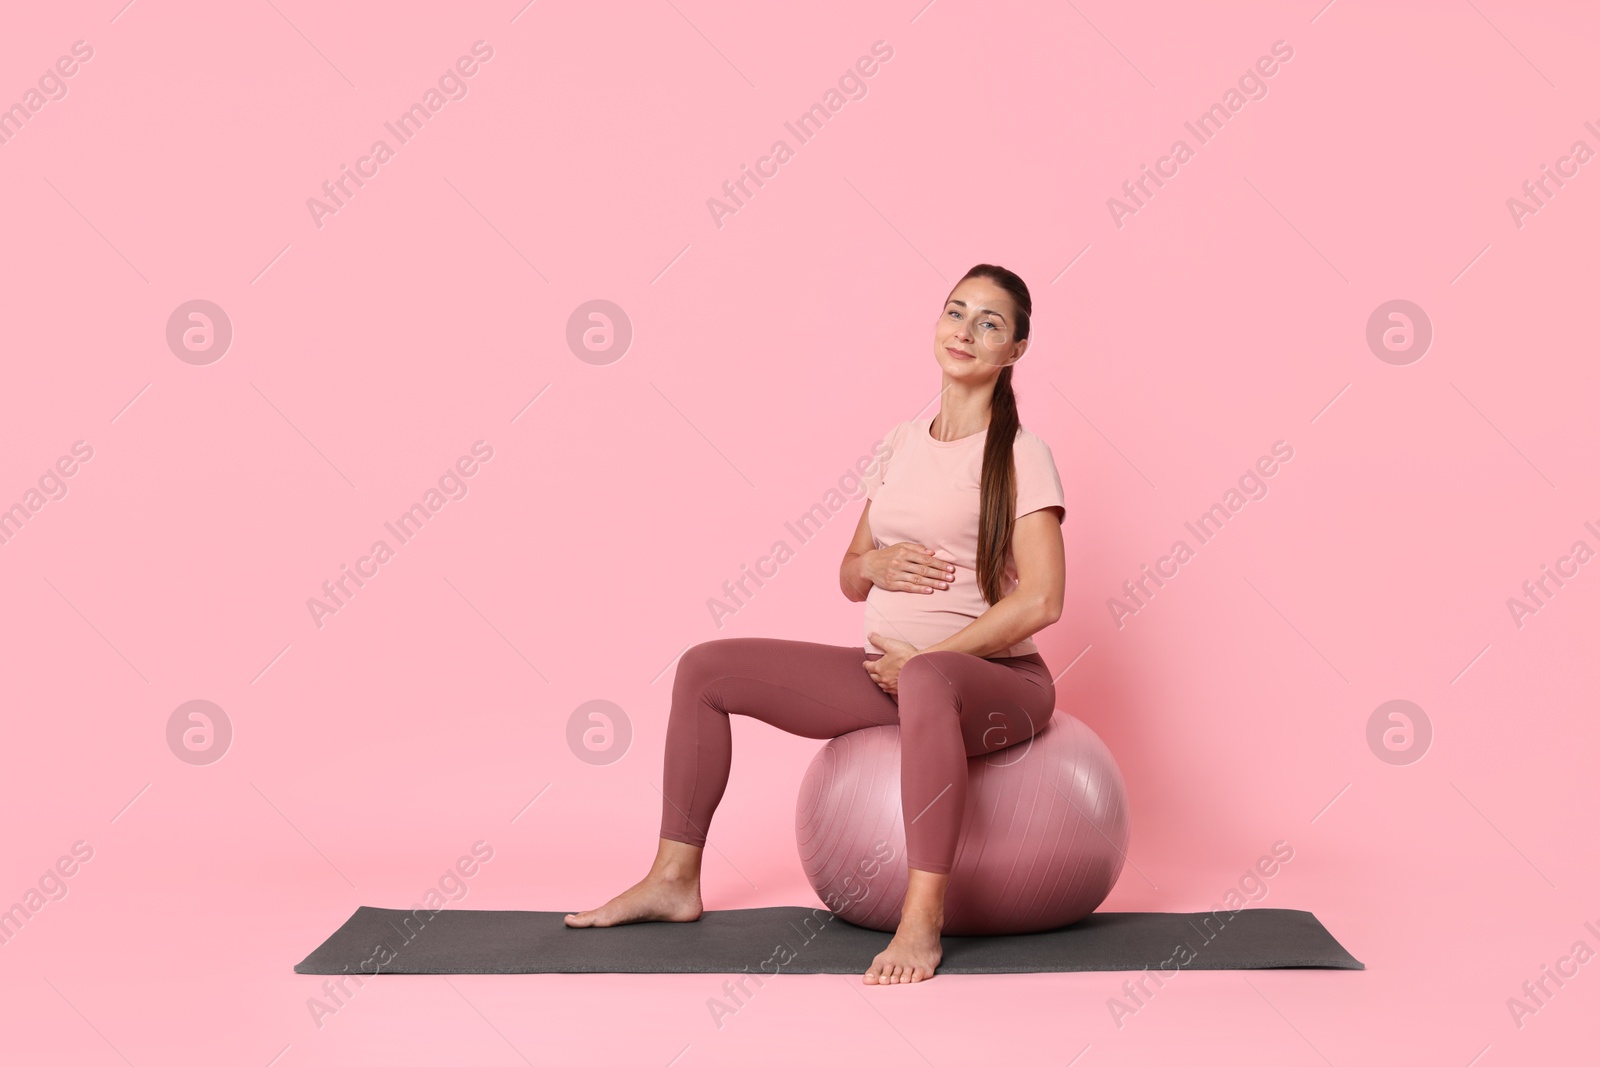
xmin=946 ymin=347 xmax=975 ymax=360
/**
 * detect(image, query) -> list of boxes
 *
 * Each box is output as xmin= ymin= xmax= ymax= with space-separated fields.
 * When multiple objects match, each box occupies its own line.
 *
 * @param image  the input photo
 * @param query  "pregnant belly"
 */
xmin=864 ymin=584 xmax=974 ymax=649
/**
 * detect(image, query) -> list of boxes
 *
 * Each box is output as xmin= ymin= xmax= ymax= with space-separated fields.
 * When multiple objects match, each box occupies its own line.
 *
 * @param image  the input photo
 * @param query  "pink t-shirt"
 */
xmin=859 ymin=416 xmax=1065 ymax=658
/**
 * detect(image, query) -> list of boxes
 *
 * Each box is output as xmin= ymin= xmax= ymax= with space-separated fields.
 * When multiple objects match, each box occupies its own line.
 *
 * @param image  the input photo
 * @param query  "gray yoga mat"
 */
xmin=294 ymin=905 xmax=1363 ymax=975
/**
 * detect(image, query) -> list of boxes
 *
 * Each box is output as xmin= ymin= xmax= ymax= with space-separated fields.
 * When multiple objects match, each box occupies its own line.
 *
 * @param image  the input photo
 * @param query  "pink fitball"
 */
xmin=794 ymin=710 xmax=1130 ymax=936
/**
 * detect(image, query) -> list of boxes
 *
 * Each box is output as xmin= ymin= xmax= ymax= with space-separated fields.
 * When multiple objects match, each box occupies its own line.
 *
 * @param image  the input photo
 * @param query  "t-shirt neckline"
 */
xmin=924 ymin=415 xmax=988 ymax=449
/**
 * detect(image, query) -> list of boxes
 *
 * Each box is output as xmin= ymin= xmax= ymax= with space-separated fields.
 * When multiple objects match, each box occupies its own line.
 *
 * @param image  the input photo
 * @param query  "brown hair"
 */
xmin=955 ymin=263 xmax=1032 ymax=605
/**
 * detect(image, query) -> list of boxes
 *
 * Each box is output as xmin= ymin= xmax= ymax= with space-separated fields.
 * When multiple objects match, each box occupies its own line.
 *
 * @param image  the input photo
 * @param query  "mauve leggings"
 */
xmin=659 ymin=637 xmax=1055 ymax=875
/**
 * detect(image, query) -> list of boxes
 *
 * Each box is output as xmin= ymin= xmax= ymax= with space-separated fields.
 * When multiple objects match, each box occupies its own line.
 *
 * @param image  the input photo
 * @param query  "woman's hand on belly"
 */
xmin=863 ymin=632 xmax=920 ymax=697
xmin=861 ymin=542 xmax=955 ymax=594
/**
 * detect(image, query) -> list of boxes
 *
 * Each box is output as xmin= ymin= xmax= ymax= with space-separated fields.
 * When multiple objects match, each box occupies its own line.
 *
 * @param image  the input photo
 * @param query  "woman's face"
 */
xmin=934 ymin=276 xmax=1027 ymax=379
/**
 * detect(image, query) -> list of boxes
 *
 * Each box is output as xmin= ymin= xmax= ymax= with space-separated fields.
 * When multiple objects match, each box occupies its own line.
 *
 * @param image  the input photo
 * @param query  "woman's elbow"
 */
xmin=839 ymin=564 xmax=867 ymax=602
xmin=1036 ymin=592 xmax=1063 ymax=626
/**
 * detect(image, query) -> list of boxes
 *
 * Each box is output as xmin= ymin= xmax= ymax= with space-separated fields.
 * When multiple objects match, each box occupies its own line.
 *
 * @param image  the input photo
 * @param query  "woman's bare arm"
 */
xmin=840 ymin=503 xmax=877 ymax=602
xmin=917 ymin=506 xmax=1065 ymax=658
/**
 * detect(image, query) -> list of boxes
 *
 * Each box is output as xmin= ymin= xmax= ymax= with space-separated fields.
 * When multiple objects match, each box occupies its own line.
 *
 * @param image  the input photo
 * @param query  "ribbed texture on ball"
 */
xmin=794 ymin=710 xmax=1129 ymax=936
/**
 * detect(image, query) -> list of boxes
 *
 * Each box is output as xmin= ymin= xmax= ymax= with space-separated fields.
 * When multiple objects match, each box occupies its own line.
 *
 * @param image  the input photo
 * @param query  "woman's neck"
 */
xmin=929 ymin=410 xmax=990 ymax=442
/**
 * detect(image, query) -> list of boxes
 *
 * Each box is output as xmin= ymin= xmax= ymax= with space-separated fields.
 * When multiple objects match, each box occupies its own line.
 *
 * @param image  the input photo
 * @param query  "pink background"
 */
xmin=2 ymin=0 xmax=1597 ymax=1063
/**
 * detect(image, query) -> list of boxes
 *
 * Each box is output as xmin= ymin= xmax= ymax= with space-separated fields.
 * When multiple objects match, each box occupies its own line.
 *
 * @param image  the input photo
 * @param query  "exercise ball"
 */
xmin=794 ymin=709 xmax=1129 ymax=936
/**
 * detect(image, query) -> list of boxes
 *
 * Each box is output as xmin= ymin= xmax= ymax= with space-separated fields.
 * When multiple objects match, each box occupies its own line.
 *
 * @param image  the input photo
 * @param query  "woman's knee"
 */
xmin=682 ymin=636 xmax=760 ymax=667
xmin=899 ymin=650 xmax=967 ymax=693
xmin=896 ymin=653 xmax=963 ymax=727
xmin=675 ymin=639 xmax=743 ymax=692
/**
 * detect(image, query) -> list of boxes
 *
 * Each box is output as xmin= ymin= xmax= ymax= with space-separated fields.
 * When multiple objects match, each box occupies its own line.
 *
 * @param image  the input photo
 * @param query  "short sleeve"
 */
xmin=860 ymin=420 xmax=908 ymax=500
xmin=1014 ymin=431 xmax=1065 ymax=522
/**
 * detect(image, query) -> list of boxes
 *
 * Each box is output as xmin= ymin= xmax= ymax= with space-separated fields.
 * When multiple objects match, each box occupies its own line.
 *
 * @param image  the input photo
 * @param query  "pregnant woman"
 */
xmin=565 ymin=264 xmax=1067 ymax=985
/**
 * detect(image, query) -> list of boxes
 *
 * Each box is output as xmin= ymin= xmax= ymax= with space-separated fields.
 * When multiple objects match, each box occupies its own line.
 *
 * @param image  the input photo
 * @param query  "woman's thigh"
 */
xmin=676 ymin=636 xmax=902 ymax=738
xmin=898 ymin=651 xmax=1057 ymax=758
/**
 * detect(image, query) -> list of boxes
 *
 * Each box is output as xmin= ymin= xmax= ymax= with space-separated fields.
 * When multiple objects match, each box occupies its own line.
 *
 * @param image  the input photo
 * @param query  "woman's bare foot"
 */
xmin=563 ymin=873 xmax=702 ymax=927
xmin=564 ymin=837 xmax=705 ymax=928
xmin=864 ymin=868 xmax=949 ymax=983
xmin=864 ymin=906 xmax=943 ymax=983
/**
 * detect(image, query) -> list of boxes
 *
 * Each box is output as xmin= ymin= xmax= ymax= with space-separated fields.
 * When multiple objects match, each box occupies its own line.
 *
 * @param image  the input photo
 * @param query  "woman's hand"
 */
xmin=864 ymin=633 xmax=921 ymax=697
xmin=860 ymin=542 xmax=955 ymax=595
